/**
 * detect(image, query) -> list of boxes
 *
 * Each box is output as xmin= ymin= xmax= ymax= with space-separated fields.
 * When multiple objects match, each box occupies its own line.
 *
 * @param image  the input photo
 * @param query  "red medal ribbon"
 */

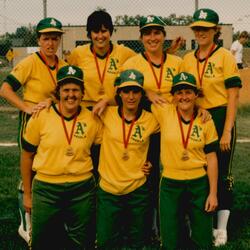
xmin=59 ymin=103 xmax=78 ymax=145
xmin=93 ymin=48 xmax=110 ymax=89
xmin=39 ymin=51 xmax=58 ymax=87
xmin=121 ymin=108 xmax=136 ymax=150
xmin=177 ymin=109 xmax=194 ymax=150
xmin=145 ymin=52 xmax=164 ymax=92
xmin=196 ymin=43 xmax=216 ymax=88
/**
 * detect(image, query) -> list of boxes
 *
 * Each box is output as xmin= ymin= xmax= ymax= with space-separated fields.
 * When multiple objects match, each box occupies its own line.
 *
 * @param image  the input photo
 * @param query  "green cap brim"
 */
xmin=140 ymin=23 xmax=164 ymax=30
xmin=117 ymin=81 xmax=143 ymax=89
xmin=38 ymin=28 xmax=64 ymax=33
xmin=190 ymin=21 xmax=217 ymax=28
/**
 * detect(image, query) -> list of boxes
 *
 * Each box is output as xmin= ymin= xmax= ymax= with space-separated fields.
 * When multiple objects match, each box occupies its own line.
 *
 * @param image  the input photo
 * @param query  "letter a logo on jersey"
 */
xmin=199 ymin=10 xmax=207 ymax=20
xmin=67 ymin=66 xmax=76 ymax=75
xmin=180 ymin=72 xmax=188 ymax=81
xmin=129 ymin=72 xmax=136 ymax=80
xmin=50 ymin=18 xmax=57 ymax=26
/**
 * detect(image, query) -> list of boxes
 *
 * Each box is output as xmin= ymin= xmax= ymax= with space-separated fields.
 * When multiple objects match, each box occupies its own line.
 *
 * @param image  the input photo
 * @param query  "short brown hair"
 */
xmin=239 ymin=31 xmax=249 ymax=39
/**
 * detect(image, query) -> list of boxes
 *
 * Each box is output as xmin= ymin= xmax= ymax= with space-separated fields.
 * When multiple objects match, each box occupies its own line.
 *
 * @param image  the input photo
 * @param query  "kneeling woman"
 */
xmin=152 ymin=72 xmax=218 ymax=249
xmin=21 ymin=65 xmax=102 ymax=250
xmin=96 ymin=69 xmax=159 ymax=249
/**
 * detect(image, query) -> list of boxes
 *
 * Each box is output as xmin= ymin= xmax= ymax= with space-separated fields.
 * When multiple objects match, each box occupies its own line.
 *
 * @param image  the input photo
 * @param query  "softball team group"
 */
xmin=0 ymin=7 xmax=242 ymax=250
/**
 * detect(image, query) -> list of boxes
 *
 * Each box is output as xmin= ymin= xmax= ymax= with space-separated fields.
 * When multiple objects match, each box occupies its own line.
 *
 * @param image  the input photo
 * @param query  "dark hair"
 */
xmin=115 ymin=87 xmax=147 ymax=108
xmin=213 ymin=26 xmax=221 ymax=44
xmin=140 ymin=26 xmax=166 ymax=38
xmin=55 ymin=82 xmax=84 ymax=100
xmin=170 ymin=84 xmax=199 ymax=95
xmin=239 ymin=31 xmax=249 ymax=39
xmin=86 ymin=10 xmax=114 ymax=39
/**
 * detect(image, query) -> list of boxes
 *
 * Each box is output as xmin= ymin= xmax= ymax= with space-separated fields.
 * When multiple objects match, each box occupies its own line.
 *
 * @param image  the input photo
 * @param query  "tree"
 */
xmin=114 ymin=13 xmax=193 ymax=26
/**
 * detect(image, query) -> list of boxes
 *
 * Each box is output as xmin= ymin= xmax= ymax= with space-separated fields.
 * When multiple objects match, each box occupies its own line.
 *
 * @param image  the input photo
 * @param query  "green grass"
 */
xmin=0 ymin=107 xmax=250 ymax=249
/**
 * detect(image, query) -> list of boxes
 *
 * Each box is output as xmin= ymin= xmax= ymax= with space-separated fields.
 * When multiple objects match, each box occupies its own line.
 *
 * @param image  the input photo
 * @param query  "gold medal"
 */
xmin=181 ymin=150 xmax=189 ymax=161
xmin=59 ymin=103 xmax=78 ymax=158
xmin=177 ymin=109 xmax=194 ymax=162
xmin=66 ymin=146 xmax=74 ymax=156
xmin=157 ymin=90 xmax=162 ymax=95
xmin=122 ymin=151 xmax=129 ymax=161
xmin=98 ymin=86 xmax=105 ymax=95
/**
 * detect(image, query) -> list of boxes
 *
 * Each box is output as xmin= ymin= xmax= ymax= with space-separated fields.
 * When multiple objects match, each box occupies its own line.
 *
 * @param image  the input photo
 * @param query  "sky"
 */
xmin=0 ymin=0 xmax=250 ymax=35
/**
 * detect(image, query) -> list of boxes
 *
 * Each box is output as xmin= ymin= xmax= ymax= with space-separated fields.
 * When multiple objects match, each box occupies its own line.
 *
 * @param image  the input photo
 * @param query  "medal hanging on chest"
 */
xmin=121 ymin=109 xmax=136 ymax=161
xmin=59 ymin=103 xmax=78 ymax=157
xmin=93 ymin=49 xmax=110 ymax=96
xmin=66 ymin=146 xmax=74 ymax=156
xmin=145 ymin=52 xmax=164 ymax=95
xmin=196 ymin=43 xmax=216 ymax=97
xmin=177 ymin=109 xmax=194 ymax=161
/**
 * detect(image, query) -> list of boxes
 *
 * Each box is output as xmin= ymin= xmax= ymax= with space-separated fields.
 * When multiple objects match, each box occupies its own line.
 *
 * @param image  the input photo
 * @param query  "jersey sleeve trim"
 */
xmin=4 ymin=74 xmax=22 ymax=91
xmin=204 ymin=140 xmax=219 ymax=154
xmin=22 ymin=138 xmax=38 ymax=152
xmin=225 ymin=76 xmax=242 ymax=89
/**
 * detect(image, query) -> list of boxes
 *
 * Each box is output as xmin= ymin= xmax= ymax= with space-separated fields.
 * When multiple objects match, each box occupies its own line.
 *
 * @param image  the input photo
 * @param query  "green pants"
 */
xmin=160 ymin=176 xmax=213 ymax=250
xmin=209 ymin=106 xmax=236 ymax=209
xmin=31 ymin=177 xmax=96 ymax=250
xmin=97 ymin=182 xmax=151 ymax=249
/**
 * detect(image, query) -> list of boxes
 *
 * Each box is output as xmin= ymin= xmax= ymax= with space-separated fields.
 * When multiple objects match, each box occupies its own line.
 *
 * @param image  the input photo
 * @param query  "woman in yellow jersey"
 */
xmin=121 ymin=15 xmax=183 ymax=240
xmin=152 ymin=72 xmax=218 ymax=249
xmin=21 ymin=65 xmax=102 ymax=250
xmin=182 ymin=8 xmax=242 ymax=247
xmin=68 ymin=10 xmax=136 ymax=179
xmin=68 ymin=10 xmax=136 ymax=108
xmin=0 ymin=17 xmax=66 ymax=244
xmin=96 ymin=69 xmax=159 ymax=249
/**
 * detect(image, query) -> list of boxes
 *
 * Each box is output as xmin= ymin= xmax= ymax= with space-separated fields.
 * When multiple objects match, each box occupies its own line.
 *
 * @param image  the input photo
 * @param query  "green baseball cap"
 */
xmin=36 ymin=17 xmax=64 ymax=33
xmin=171 ymin=72 xmax=197 ymax=94
xmin=57 ymin=65 xmax=83 ymax=86
xmin=115 ymin=69 xmax=144 ymax=89
xmin=139 ymin=15 xmax=166 ymax=30
xmin=190 ymin=8 xmax=219 ymax=28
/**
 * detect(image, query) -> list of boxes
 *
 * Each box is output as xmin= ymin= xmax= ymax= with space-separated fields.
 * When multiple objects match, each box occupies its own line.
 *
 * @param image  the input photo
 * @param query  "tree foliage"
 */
xmin=114 ymin=13 xmax=193 ymax=26
xmin=0 ymin=24 xmax=37 ymax=56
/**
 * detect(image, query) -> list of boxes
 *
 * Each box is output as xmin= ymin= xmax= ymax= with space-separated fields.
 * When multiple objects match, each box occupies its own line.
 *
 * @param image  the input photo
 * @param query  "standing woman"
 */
xmin=0 ymin=17 xmax=66 ymax=243
xmin=122 ymin=15 xmax=183 ymax=239
xmin=21 ymin=65 xmax=102 ymax=250
xmin=152 ymin=72 xmax=218 ymax=249
xmin=182 ymin=8 xmax=242 ymax=247
xmin=68 ymin=10 xmax=136 ymax=177
xmin=96 ymin=69 xmax=159 ymax=249
xmin=68 ymin=10 xmax=136 ymax=108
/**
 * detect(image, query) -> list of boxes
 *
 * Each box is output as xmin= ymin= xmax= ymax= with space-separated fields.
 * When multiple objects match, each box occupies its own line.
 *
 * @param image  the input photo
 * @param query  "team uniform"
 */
xmin=96 ymin=106 xmax=159 ymax=248
xmin=122 ymin=51 xmax=183 ymax=237
xmin=152 ymin=103 xmax=219 ymax=249
xmin=4 ymin=51 xmax=67 ymax=147
xmin=122 ymin=52 xmax=183 ymax=103
xmin=230 ymin=40 xmax=244 ymax=69
xmin=22 ymin=103 xmax=102 ymax=249
xmin=68 ymin=43 xmax=136 ymax=107
xmin=182 ymin=46 xmax=242 ymax=210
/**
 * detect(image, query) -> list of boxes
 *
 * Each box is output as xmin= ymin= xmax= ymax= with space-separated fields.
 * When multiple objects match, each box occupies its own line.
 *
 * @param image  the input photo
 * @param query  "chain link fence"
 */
xmin=0 ymin=0 xmax=250 ymax=108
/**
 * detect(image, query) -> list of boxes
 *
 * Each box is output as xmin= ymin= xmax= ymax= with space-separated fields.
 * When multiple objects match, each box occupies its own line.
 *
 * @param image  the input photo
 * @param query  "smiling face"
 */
xmin=90 ymin=25 xmax=111 ymax=53
xmin=192 ymin=26 xmax=217 ymax=48
xmin=173 ymin=88 xmax=198 ymax=113
xmin=59 ymin=83 xmax=83 ymax=116
xmin=119 ymin=86 xmax=142 ymax=113
xmin=38 ymin=32 xmax=61 ymax=58
xmin=141 ymin=27 xmax=165 ymax=54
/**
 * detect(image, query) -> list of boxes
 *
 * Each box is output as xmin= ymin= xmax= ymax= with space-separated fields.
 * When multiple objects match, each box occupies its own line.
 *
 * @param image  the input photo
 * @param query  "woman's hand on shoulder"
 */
xmin=146 ymin=90 xmax=167 ymax=106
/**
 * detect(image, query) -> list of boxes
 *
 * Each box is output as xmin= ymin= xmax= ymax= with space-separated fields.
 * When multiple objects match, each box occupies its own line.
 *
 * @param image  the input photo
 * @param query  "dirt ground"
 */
xmin=239 ymin=68 xmax=250 ymax=106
